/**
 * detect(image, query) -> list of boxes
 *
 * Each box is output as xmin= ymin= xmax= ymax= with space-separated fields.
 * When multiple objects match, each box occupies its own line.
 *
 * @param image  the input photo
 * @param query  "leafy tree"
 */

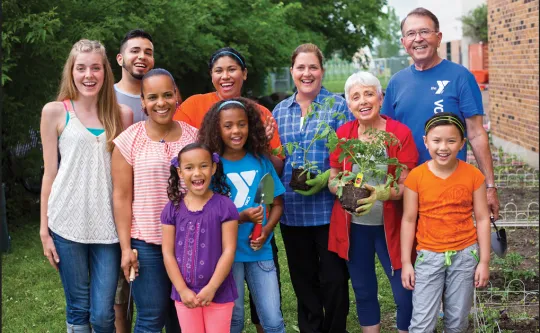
xmin=460 ymin=3 xmax=488 ymax=43
xmin=1 ymin=0 xmax=387 ymax=219
xmin=271 ymin=0 xmax=388 ymax=59
xmin=372 ymin=6 xmax=402 ymax=58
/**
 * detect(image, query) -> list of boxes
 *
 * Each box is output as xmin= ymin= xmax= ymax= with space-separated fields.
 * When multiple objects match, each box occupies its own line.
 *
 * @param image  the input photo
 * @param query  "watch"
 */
xmin=486 ymin=184 xmax=497 ymax=190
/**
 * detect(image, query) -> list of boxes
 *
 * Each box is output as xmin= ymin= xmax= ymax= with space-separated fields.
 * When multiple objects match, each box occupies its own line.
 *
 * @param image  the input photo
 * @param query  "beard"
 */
xmin=123 ymin=62 xmax=145 ymax=80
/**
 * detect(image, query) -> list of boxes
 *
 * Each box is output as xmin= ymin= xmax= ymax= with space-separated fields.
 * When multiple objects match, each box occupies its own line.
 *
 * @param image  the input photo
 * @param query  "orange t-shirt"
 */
xmin=173 ymin=92 xmax=283 ymax=158
xmin=404 ymin=160 xmax=485 ymax=252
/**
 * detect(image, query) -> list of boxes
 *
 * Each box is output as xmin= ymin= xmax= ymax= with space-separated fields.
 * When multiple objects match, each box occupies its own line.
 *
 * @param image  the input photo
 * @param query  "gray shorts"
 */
xmin=114 ymin=271 xmax=130 ymax=305
xmin=409 ymin=243 xmax=479 ymax=333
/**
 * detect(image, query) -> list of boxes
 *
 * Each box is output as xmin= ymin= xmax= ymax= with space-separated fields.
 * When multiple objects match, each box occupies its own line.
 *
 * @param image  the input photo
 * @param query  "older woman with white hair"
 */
xmin=327 ymin=71 xmax=418 ymax=333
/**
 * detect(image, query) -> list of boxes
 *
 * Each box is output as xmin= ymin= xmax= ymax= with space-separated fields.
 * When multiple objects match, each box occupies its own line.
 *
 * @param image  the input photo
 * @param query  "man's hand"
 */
xmin=487 ymin=188 xmax=500 ymax=220
xmin=294 ymin=170 xmax=330 ymax=196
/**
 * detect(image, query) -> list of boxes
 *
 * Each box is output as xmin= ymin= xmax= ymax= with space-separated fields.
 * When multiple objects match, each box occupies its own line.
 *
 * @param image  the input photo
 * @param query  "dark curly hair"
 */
xmin=198 ymin=97 xmax=270 ymax=159
xmin=167 ymin=142 xmax=230 ymax=206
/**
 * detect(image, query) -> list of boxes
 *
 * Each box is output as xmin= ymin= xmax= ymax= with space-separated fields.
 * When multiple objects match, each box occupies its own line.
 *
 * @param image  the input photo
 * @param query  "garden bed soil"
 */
xmin=339 ymin=184 xmax=371 ymax=213
xmin=289 ymin=168 xmax=317 ymax=191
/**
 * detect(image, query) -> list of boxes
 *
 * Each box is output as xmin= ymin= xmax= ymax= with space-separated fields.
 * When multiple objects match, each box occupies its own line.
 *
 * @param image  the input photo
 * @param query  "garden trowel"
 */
xmin=250 ymin=173 xmax=274 ymax=241
xmin=127 ymin=249 xmax=138 ymax=321
xmin=490 ymin=216 xmax=507 ymax=258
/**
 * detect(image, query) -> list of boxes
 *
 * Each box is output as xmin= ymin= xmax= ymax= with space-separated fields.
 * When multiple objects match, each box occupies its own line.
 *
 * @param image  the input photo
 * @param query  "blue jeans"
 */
xmin=51 ymin=231 xmax=120 ymax=333
xmin=130 ymin=238 xmax=180 ymax=333
xmin=347 ymin=224 xmax=413 ymax=331
xmin=231 ymin=260 xmax=285 ymax=333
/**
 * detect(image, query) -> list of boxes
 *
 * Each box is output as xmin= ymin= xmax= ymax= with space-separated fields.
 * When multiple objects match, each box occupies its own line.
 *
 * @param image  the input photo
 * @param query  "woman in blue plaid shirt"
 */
xmin=273 ymin=43 xmax=354 ymax=333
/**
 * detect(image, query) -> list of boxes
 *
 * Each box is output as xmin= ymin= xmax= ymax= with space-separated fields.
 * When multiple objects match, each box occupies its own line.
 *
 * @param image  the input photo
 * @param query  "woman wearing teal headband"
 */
xmin=175 ymin=47 xmax=284 ymax=333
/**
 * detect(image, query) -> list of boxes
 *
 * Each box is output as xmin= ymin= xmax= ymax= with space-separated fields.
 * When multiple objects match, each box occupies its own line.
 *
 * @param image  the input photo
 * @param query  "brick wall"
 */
xmin=488 ymin=0 xmax=539 ymax=154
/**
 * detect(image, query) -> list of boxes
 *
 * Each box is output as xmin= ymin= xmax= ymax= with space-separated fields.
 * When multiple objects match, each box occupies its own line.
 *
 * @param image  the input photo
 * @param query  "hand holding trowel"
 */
xmin=490 ymin=216 xmax=507 ymax=258
xmin=127 ymin=249 xmax=138 ymax=321
xmin=250 ymin=173 xmax=275 ymax=243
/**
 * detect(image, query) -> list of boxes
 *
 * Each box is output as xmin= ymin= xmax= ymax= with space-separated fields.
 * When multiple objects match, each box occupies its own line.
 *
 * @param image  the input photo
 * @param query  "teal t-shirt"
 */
xmin=221 ymin=152 xmax=285 ymax=262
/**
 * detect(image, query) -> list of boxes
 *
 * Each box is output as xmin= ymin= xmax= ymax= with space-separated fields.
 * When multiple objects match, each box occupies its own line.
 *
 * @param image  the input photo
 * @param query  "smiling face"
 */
xmin=178 ymin=148 xmax=216 ymax=196
xmin=424 ymin=124 xmax=465 ymax=168
xmin=117 ymin=37 xmax=154 ymax=80
xmin=401 ymin=15 xmax=442 ymax=68
xmin=347 ymin=84 xmax=382 ymax=125
xmin=141 ymin=75 xmax=177 ymax=124
xmin=219 ymin=107 xmax=249 ymax=153
xmin=72 ymin=52 xmax=105 ymax=98
xmin=211 ymin=56 xmax=247 ymax=100
xmin=290 ymin=52 xmax=324 ymax=98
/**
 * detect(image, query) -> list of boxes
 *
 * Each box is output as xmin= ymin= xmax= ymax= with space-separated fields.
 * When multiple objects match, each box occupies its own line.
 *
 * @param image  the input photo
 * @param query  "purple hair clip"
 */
xmin=171 ymin=156 xmax=179 ymax=168
xmin=212 ymin=152 xmax=220 ymax=164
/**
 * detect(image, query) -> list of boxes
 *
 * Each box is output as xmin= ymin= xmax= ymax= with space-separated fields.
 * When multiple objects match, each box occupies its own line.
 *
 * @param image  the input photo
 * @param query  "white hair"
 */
xmin=344 ymin=71 xmax=383 ymax=103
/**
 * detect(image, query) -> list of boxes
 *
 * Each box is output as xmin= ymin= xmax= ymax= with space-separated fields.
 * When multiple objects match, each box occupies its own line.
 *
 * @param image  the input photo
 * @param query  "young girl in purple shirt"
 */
xmin=161 ymin=142 xmax=239 ymax=332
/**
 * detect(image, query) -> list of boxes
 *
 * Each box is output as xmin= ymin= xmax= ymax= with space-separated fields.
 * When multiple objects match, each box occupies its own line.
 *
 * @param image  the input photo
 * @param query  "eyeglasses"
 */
xmin=403 ymin=29 xmax=438 ymax=40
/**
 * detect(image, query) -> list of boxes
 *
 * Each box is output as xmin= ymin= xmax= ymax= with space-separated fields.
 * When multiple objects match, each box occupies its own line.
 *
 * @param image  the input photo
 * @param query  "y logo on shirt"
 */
xmin=434 ymin=80 xmax=450 ymax=94
xmin=227 ymin=170 xmax=258 ymax=208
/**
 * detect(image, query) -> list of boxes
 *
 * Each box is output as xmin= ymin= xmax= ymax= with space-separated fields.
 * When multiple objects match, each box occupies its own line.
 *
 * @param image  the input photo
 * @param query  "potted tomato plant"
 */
xmin=327 ymin=127 xmax=404 ymax=213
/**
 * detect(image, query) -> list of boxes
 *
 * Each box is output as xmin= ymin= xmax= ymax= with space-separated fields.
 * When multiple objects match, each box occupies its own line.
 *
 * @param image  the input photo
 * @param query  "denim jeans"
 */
xmin=51 ymin=231 xmax=120 ymax=333
xmin=231 ymin=260 xmax=285 ymax=333
xmin=130 ymin=238 xmax=180 ymax=333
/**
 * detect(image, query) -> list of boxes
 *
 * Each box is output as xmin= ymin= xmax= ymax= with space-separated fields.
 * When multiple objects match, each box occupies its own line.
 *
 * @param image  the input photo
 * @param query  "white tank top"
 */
xmin=47 ymin=101 xmax=118 ymax=243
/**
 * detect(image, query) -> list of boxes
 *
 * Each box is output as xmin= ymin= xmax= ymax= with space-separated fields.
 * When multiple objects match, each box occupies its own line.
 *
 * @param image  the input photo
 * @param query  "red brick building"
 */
xmin=488 ymin=0 xmax=539 ymax=167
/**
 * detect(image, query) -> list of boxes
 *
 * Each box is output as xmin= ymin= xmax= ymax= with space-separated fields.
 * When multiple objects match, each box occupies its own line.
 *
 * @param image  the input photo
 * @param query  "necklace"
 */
xmin=146 ymin=121 xmax=174 ymax=143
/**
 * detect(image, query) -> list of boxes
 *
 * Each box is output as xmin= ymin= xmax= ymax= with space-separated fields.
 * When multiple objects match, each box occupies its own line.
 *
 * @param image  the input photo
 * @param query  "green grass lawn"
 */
xmin=3 ymin=218 xmax=400 ymax=332
xmin=323 ymin=75 xmax=390 ymax=94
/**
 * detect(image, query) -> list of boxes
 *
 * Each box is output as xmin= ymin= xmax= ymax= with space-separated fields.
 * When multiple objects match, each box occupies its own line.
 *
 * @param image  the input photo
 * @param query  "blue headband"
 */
xmin=218 ymin=100 xmax=245 ymax=111
xmin=211 ymin=51 xmax=245 ymax=68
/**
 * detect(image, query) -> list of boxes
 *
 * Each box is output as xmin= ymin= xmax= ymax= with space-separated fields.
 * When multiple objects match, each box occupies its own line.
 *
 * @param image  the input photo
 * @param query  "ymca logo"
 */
xmin=430 ymin=80 xmax=450 ymax=94
xmin=227 ymin=170 xmax=258 ymax=207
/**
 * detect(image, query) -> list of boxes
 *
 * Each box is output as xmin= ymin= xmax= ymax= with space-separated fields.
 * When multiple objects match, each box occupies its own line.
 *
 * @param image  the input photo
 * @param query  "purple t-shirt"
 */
xmin=161 ymin=193 xmax=239 ymax=303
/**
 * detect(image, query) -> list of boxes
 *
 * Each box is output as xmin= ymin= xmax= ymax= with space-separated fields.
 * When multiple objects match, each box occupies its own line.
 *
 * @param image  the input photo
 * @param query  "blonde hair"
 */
xmin=57 ymin=39 xmax=123 ymax=152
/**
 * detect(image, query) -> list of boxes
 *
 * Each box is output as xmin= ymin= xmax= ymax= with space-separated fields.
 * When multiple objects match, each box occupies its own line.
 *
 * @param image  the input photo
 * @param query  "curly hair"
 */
xmin=167 ymin=142 xmax=230 ymax=206
xmin=198 ymin=97 xmax=270 ymax=158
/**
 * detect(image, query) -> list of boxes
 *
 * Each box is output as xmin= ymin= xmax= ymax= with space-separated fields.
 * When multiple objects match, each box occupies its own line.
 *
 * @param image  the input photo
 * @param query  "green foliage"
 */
xmin=283 ymin=97 xmax=343 ymax=178
xmin=460 ymin=3 xmax=488 ymax=42
xmin=373 ymin=6 xmax=402 ymax=58
xmin=328 ymin=127 xmax=404 ymax=197
xmin=491 ymin=252 xmax=536 ymax=282
xmin=270 ymin=0 xmax=387 ymax=59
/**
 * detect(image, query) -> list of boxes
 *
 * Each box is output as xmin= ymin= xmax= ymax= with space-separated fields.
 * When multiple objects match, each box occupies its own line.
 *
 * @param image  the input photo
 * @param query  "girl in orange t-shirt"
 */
xmin=400 ymin=112 xmax=491 ymax=332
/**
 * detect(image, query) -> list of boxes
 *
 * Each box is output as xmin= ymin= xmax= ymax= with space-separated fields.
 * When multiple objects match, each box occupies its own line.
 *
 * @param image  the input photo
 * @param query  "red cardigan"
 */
xmin=328 ymin=116 xmax=418 ymax=270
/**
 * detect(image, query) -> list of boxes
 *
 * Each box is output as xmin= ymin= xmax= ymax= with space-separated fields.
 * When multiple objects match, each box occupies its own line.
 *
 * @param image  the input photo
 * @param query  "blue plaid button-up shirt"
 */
xmin=273 ymin=87 xmax=354 ymax=227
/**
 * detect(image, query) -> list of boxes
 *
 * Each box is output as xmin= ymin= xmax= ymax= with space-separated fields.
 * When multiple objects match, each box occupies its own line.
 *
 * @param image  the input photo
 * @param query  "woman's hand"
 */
xmin=295 ymin=170 xmax=330 ymax=196
xmin=40 ymin=233 xmax=60 ymax=270
xmin=180 ymin=288 xmax=201 ymax=309
xmin=475 ymin=262 xmax=490 ymax=288
xmin=355 ymin=184 xmax=391 ymax=215
xmin=240 ymin=206 xmax=264 ymax=224
xmin=196 ymin=285 xmax=217 ymax=307
xmin=264 ymin=116 xmax=275 ymax=140
xmin=121 ymin=249 xmax=139 ymax=282
xmin=401 ymin=263 xmax=415 ymax=290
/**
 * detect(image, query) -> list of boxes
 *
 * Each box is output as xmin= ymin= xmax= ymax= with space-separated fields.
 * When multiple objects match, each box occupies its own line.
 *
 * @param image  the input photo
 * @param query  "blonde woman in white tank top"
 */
xmin=39 ymin=39 xmax=132 ymax=333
